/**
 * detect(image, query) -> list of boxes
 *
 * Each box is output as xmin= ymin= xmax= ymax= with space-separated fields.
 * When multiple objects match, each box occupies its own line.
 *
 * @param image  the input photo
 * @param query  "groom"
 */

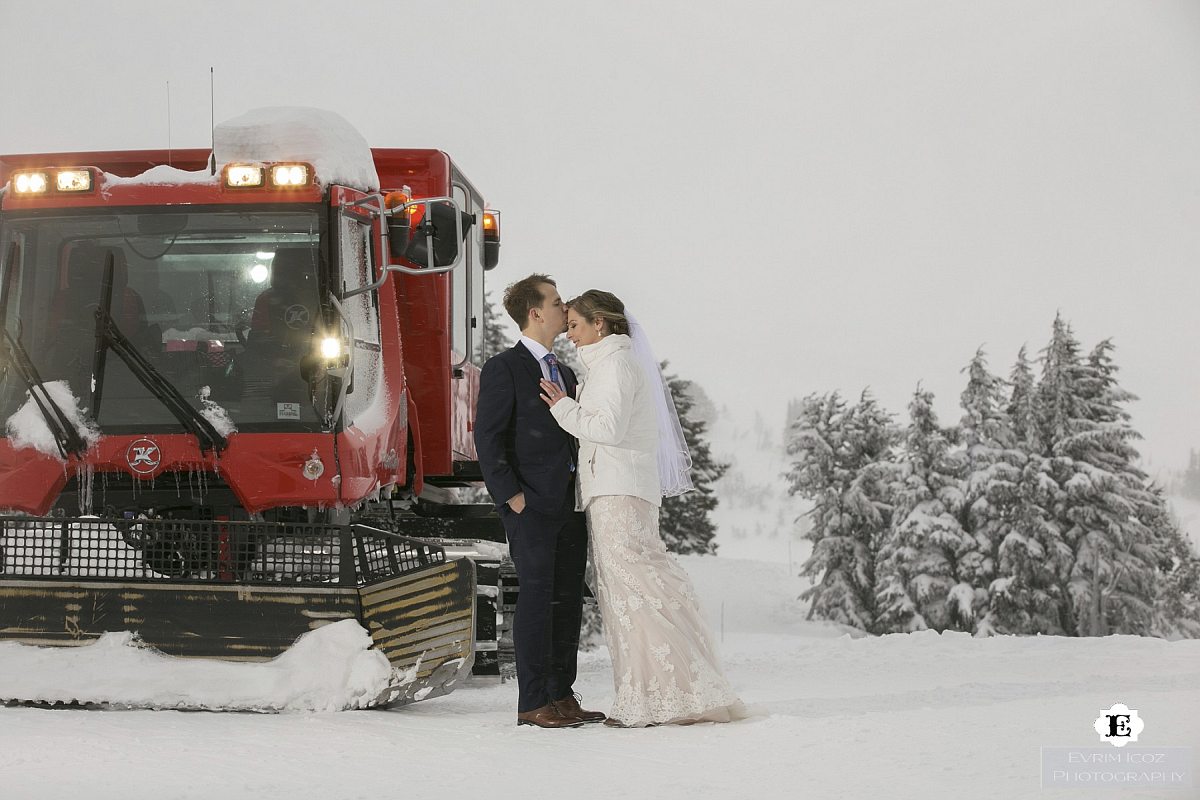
xmin=474 ymin=274 xmax=605 ymax=728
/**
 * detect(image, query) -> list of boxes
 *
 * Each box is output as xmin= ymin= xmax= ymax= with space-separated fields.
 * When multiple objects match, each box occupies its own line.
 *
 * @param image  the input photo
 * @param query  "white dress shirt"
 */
xmin=520 ymin=335 xmax=566 ymax=390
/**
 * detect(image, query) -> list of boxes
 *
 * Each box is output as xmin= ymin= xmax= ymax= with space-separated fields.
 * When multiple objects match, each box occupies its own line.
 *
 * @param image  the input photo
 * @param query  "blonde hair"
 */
xmin=566 ymin=289 xmax=630 ymax=336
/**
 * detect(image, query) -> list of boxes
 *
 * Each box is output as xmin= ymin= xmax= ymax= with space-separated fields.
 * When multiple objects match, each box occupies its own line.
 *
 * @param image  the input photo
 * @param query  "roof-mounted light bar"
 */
xmin=10 ymin=167 xmax=96 ymax=195
xmin=223 ymin=164 xmax=265 ymax=188
xmin=55 ymin=169 xmax=93 ymax=192
xmin=223 ymin=162 xmax=313 ymax=189
xmin=270 ymin=164 xmax=309 ymax=187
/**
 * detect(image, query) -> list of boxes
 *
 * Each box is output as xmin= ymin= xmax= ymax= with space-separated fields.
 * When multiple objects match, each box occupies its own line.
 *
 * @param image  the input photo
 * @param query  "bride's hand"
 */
xmin=540 ymin=379 xmax=567 ymax=407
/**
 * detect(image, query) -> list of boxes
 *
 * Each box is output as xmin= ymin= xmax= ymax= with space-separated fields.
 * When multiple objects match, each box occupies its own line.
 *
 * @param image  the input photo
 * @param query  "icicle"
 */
xmin=76 ymin=464 xmax=95 ymax=516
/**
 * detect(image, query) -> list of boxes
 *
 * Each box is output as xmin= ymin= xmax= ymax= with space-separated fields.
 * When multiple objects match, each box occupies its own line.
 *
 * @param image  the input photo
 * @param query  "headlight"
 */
xmin=12 ymin=171 xmax=49 ymax=194
xmin=270 ymin=164 xmax=309 ymax=187
xmin=55 ymin=169 xmax=93 ymax=192
xmin=224 ymin=164 xmax=264 ymax=188
xmin=319 ymin=337 xmax=342 ymax=360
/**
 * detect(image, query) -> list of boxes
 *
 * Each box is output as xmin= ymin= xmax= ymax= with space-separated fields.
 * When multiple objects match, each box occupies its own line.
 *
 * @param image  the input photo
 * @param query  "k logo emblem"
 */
xmin=125 ymin=438 xmax=162 ymax=476
xmin=284 ymin=304 xmax=311 ymax=329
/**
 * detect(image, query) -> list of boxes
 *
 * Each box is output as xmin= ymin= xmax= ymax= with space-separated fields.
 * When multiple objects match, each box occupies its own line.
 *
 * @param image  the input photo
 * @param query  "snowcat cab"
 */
xmin=0 ymin=109 xmax=513 ymax=709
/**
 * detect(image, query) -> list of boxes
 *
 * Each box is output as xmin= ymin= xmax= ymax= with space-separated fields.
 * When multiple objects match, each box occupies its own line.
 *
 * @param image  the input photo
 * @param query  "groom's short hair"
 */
xmin=504 ymin=274 xmax=556 ymax=330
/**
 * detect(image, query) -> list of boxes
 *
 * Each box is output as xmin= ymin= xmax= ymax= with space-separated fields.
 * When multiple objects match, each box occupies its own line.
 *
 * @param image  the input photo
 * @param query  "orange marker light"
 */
xmin=482 ymin=210 xmax=500 ymax=237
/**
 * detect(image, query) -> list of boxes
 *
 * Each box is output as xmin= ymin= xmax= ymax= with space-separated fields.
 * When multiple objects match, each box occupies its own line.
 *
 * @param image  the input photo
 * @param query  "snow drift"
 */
xmin=0 ymin=619 xmax=392 ymax=712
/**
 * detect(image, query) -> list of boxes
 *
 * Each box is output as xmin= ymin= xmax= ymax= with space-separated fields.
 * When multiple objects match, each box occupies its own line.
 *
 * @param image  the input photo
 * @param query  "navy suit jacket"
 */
xmin=474 ymin=342 xmax=578 ymax=516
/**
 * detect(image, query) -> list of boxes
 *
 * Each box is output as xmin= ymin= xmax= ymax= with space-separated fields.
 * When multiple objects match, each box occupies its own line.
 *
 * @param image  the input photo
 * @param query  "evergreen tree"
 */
xmin=1007 ymin=345 xmax=1040 ymax=453
xmin=956 ymin=350 xmax=1023 ymax=635
xmin=985 ymin=456 xmax=1069 ymax=634
xmin=1032 ymin=315 xmax=1093 ymax=633
xmin=875 ymin=388 xmax=974 ymax=633
xmin=1149 ymin=489 xmax=1200 ymax=638
xmin=659 ymin=365 xmax=728 ymax=555
xmin=552 ymin=338 xmax=582 ymax=375
xmin=1034 ymin=324 xmax=1164 ymax=636
xmin=478 ymin=291 xmax=515 ymax=361
xmin=974 ymin=344 xmax=1069 ymax=634
xmin=1058 ymin=339 xmax=1164 ymax=636
xmin=787 ymin=391 xmax=897 ymax=632
xmin=1181 ymin=450 xmax=1200 ymax=502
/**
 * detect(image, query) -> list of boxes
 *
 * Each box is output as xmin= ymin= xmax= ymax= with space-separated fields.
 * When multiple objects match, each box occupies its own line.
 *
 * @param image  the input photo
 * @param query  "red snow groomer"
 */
xmin=0 ymin=109 xmax=512 ymax=708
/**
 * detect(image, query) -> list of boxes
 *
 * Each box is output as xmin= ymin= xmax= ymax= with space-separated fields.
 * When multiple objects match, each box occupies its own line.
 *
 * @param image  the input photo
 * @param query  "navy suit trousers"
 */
xmin=500 ymin=487 xmax=588 ymax=713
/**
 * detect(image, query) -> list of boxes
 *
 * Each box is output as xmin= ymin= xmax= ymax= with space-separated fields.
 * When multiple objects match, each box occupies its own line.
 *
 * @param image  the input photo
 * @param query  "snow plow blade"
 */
xmin=0 ymin=517 xmax=475 ymax=709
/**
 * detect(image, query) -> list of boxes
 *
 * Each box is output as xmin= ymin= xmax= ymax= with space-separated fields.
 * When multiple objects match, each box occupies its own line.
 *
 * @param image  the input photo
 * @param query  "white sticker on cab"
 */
xmin=277 ymin=402 xmax=301 ymax=420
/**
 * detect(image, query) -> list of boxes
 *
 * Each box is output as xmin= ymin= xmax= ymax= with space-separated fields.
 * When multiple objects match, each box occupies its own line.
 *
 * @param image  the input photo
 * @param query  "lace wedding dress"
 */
xmin=587 ymin=495 xmax=747 ymax=727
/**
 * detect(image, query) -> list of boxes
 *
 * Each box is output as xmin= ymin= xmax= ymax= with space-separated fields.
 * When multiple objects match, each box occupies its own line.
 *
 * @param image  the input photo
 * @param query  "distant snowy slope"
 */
xmin=1170 ymin=493 xmax=1200 ymax=550
xmin=707 ymin=405 xmax=810 ymax=566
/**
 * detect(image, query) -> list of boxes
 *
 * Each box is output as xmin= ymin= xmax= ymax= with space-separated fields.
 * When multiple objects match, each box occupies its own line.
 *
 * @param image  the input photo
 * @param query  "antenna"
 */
xmin=208 ymin=67 xmax=216 ymax=175
xmin=166 ymin=80 xmax=172 ymax=167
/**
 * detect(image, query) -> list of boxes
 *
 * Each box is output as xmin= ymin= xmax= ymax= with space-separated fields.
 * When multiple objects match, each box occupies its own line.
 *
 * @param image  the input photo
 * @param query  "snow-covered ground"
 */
xmin=2 ymin=408 xmax=1196 ymax=798
xmin=2 ymin=551 xmax=1197 ymax=800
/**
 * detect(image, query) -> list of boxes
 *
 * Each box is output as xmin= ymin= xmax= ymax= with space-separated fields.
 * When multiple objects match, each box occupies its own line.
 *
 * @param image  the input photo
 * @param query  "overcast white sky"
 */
xmin=2 ymin=1 xmax=1198 ymax=471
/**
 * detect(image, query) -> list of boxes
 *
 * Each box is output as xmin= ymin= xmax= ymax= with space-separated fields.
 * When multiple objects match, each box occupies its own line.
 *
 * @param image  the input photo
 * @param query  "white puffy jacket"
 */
xmin=549 ymin=334 xmax=661 ymax=510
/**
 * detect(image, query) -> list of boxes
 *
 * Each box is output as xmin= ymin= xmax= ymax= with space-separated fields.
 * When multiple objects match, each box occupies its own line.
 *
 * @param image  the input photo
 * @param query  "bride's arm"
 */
xmin=548 ymin=359 xmax=635 ymax=446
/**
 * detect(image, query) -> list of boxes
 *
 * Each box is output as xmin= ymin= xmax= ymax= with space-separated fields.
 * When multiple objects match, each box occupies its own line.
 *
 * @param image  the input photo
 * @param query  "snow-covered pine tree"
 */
xmin=659 ymin=365 xmax=728 ymax=555
xmin=1031 ymin=314 xmax=1094 ymax=634
xmin=954 ymin=350 xmax=1024 ymax=635
xmin=1061 ymin=339 xmax=1166 ymax=636
xmin=478 ymin=291 xmax=515 ymax=361
xmin=1146 ymin=485 xmax=1200 ymax=638
xmin=986 ymin=456 xmax=1069 ymax=634
xmin=552 ymin=338 xmax=582 ymax=375
xmin=1181 ymin=450 xmax=1200 ymax=502
xmin=1038 ymin=324 xmax=1164 ymax=636
xmin=787 ymin=391 xmax=897 ymax=633
xmin=972 ymin=345 xmax=1069 ymax=634
xmin=1007 ymin=345 xmax=1040 ymax=453
xmin=875 ymin=388 xmax=973 ymax=633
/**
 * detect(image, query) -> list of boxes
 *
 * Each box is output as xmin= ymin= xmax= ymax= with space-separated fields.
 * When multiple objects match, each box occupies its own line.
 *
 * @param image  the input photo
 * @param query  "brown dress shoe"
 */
xmin=553 ymin=694 xmax=607 ymax=724
xmin=516 ymin=703 xmax=585 ymax=728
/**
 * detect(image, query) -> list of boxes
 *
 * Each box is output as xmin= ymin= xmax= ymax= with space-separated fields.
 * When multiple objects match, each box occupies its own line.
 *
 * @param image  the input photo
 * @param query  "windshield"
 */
xmin=0 ymin=207 xmax=327 ymax=433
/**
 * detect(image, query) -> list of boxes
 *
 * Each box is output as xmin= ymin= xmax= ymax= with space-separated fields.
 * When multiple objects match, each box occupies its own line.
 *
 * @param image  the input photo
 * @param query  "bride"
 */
xmin=539 ymin=289 xmax=746 ymax=728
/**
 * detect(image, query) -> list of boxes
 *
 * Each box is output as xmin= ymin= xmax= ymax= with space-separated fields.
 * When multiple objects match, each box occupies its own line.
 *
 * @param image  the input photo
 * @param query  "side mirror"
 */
xmin=395 ymin=201 xmax=473 ymax=269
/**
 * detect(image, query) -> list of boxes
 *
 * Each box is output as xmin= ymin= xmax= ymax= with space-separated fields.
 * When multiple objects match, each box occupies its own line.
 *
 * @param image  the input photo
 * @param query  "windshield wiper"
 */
xmin=91 ymin=252 xmax=228 ymax=454
xmin=0 ymin=241 xmax=88 ymax=459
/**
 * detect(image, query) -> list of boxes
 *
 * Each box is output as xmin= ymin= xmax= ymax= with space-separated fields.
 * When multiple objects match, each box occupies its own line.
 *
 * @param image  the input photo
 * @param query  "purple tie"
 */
xmin=543 ymin=353 xmax=563 ymax=390
xmin=544 ymin=353 xmax=574 ymax=471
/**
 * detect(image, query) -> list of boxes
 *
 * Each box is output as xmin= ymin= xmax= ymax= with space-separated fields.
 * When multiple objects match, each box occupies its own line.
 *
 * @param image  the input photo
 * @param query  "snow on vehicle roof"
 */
xmin=104 ymin=165 xmax=218 ymax=187
xmin=213 ymin=106 xmax=380 ymax=190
